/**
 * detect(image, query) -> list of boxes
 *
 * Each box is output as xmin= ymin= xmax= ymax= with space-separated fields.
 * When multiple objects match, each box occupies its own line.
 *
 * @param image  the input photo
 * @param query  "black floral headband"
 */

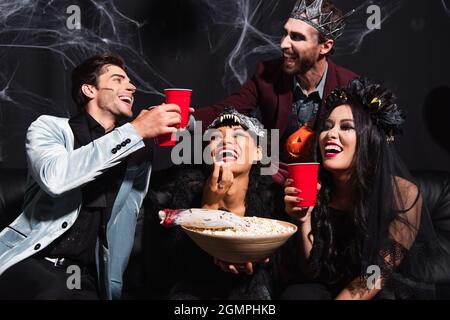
xmin=325 ymin=78 xmax=405 ymax=143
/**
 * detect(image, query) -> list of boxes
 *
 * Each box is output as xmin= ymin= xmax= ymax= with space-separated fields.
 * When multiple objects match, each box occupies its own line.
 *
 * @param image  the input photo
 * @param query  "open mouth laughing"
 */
xmin=283 ymin=53 xmax=297 ymax=67
xmin=324 ymin=142 xmax=343 ymax=158
xmin=118 ymin=94 xmax=133 ymax=108
xmin=215 ymin=147 xmax=240 ymax=163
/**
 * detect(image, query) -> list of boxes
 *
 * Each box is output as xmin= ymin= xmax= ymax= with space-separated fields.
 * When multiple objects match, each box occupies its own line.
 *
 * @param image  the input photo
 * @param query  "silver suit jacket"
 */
xmin=0 ymin=115 xmax=152 ymax=299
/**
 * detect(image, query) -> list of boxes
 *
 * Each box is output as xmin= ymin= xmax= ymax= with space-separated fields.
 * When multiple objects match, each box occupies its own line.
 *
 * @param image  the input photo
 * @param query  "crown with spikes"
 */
xmin=290 ymin=0 xmax=354 ymax=40
xmin=325 ymin=78 xmax=405 ymax=144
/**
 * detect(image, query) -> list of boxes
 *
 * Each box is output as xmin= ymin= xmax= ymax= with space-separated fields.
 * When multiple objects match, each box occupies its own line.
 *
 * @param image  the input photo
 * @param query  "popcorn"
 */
xmin=188 ymin=216 xmax=296 ymax=237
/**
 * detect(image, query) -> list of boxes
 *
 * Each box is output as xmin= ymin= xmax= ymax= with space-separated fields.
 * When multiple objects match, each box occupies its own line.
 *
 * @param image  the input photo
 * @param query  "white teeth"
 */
xmin=216 ymin=149 xmax=238 ymax=160
xmin=119 ymin=96 xmax=132 ymax=104
xmin=325 ymin=145 xmax=342 ymax=152
xmin=220 ymin=114 xmax=240 ymax=123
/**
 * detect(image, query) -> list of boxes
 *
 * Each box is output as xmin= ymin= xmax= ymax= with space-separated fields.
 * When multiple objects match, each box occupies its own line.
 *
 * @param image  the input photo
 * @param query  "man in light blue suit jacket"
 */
xmin=0 ymin=53 xmax=186 ymax=299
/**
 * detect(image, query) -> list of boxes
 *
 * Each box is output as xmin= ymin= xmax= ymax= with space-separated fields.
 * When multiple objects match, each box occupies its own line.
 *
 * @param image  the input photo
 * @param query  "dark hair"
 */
xmin=310 ymin=97 xmax=382 ymax=284
xmin=308 ymin=78 xmax=414 ymax=289
xmin=71 ymin=52 xmax=125 ymax=110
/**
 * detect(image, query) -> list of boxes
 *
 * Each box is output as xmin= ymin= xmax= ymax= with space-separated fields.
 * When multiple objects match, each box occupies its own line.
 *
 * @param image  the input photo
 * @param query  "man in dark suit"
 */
xmin=194 ymin=0 xmax=357 ymax=163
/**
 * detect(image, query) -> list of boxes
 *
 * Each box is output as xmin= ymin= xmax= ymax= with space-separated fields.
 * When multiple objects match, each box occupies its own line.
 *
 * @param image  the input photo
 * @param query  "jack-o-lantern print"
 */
xmin=284 ymin=125 xmax=315 ymax=162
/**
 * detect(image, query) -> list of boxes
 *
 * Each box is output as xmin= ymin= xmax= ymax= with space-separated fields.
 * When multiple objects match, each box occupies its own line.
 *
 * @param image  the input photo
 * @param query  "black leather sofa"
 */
xmin=1 ymin=168 xmax=450 ymax=299
xmin=411 ymin=170 xmax=450 ymax=298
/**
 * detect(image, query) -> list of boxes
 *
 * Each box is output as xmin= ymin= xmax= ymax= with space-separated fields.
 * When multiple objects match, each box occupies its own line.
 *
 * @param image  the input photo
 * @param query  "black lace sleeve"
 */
xmin=346 ymin=178 xmax=439 ymax=298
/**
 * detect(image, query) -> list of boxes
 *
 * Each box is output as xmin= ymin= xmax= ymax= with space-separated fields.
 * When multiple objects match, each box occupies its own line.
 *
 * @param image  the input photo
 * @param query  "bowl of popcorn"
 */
xmin=181 ymin=216 xmax=298 ymax=263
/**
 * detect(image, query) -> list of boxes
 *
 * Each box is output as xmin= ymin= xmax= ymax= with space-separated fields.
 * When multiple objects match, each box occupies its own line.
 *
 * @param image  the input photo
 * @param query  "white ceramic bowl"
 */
xmin=182 ymin=217 xmax=297 ymax=263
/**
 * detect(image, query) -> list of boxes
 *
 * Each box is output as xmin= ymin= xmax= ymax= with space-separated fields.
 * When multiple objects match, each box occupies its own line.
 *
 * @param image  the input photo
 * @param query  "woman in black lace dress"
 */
xmin=282 ymin=78 xmax=440 ymax=300
xmin=148 ymin=108 xmax=285 ymax=300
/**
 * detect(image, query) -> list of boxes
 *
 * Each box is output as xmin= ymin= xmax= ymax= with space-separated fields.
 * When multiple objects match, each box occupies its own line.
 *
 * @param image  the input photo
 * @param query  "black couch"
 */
xmin=1 ymin=168 xmax=450 ymax=299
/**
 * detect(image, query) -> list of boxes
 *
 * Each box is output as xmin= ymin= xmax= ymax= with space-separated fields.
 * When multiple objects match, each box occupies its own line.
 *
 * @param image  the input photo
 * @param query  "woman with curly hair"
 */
xmin=282 ymin=78 xmax=440 ymax=300
xmin=147 ymin=108 xmax=285 ymax=300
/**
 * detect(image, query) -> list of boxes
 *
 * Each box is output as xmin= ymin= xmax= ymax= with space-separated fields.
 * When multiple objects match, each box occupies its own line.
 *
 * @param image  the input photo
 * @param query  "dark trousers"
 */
xmin=0 ymin=256 xmax=100 ymax=300
xmin=279 ymin=283 xmax=333 ymax=300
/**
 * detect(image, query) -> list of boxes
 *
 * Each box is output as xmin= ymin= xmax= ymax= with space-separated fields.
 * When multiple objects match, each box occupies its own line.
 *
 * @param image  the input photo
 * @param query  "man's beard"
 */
xmin=282 ymin=54 xmax=316 ymax=76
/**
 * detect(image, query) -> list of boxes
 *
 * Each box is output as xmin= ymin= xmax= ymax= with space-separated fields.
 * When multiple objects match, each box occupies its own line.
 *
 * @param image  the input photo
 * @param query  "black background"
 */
xmin=0 ymin=0 xmax=449 ymax=171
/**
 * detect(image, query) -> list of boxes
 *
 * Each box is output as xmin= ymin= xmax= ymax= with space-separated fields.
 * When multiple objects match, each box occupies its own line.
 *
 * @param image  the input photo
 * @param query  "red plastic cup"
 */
xmin=287 ymin=163 xmax=319 ymax=207
xmin=155 ymin=88 xmax=192 ymax=147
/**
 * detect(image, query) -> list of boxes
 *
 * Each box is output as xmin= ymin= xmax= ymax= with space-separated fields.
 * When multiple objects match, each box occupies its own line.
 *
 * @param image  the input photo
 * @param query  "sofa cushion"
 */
xmin=0 ymin=169 xmax=27 ymax=230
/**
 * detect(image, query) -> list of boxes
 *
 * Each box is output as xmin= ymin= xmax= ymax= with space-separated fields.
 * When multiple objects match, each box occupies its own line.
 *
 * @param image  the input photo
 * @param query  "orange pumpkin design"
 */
xmin=284 ymin=125 xmax=316 ymax=162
